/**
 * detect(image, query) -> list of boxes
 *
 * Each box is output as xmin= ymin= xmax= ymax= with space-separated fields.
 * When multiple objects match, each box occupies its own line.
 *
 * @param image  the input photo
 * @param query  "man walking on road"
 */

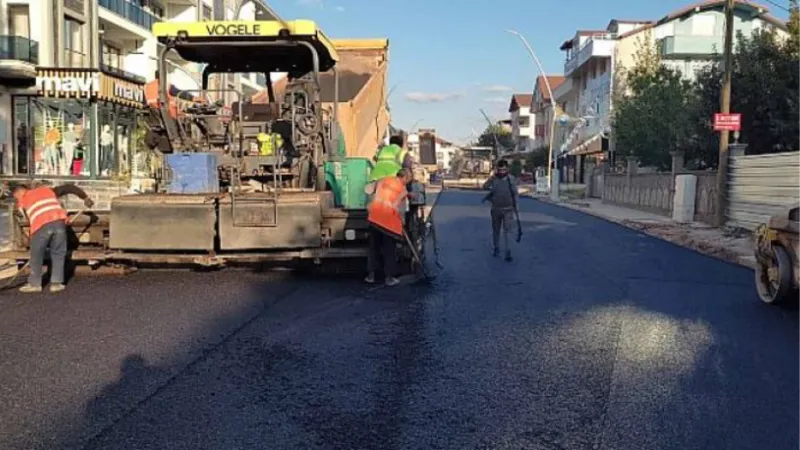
xmin=482 ymin=159 xmax=519 ymax=261
xmin=12 ymin=184 xmax=94 ymax=293
xmin=365 ymin=168 xmax=413 ymax=287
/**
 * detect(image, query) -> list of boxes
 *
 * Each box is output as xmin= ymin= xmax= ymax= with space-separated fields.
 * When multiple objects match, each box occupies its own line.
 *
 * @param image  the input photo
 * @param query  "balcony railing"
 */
xmin=64 ymin=49 xmax=87 ymax=68
xmin=99 ymin=0 xmax=159 ymax=31
xmin=101 ymin=63 xmax=147 ymax=83
xmin=0 ymin=36 xmax=39 ymax=64
xmin=564 ymin=33 xmax=615 ymax=76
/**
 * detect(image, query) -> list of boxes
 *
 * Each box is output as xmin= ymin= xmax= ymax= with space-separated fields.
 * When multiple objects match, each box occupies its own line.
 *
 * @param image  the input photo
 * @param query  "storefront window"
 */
xmin=23 ymin=97 xmax=93 ymax=177
xmin=98 ymin=102 xmax=137 ymax=177
xmin=12 ymin=97 xmax=29 ymax=175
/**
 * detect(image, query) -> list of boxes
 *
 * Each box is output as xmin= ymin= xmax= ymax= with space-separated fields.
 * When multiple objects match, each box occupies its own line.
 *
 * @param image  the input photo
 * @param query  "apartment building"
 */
xmin=554 ymin=0 xmax=787 ymax=180
xmin=507 ymin=93 xmax=533 ymax=153
xmin=0 ymin=0 xmax=266 ymax=182
xmin=530 ymin=74 xmax=565 ymax=152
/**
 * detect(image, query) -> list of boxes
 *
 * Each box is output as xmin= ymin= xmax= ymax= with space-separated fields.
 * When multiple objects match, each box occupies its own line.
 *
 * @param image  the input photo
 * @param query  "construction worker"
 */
xmin=12 ymin=184 xmax=94 ymax=293
xmin=365 ymin=168 xmax=413 ymax=287
xmin=369 ymin=135 xmax=413 ymax=182
xmin=256 ymin=131 xmax=283 ymax=156
xmin=482 ymin=159 xmax=519 ymax=262
xmin=144 ymin=70 xmax=198 ymax=119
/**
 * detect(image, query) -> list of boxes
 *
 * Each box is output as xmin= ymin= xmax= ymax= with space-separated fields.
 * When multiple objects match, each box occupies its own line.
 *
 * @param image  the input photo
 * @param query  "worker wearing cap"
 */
xmin=12 ymin=184 xmax=94 ymax=293
xmin=365 ymin=168 xmax=413 ymax=287
xmin=369 ymin=135 xmax=413 ymax=182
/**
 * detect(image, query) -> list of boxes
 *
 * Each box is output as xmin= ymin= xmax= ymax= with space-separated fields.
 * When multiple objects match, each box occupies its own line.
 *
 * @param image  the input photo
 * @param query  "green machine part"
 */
xmin=324 ymin=158 xmax=373 ymax=209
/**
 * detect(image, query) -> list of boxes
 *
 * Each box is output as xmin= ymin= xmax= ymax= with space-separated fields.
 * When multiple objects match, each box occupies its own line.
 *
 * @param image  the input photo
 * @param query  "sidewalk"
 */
xmin=526 ymin=193 xmax=755 ymax=270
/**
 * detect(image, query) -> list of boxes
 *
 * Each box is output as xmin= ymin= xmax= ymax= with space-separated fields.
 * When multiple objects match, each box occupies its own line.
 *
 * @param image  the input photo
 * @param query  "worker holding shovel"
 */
xmin=482 ymin=159 xmax=520 ymax=262
xmin=11 ymin=184 xmax=93 ymax=293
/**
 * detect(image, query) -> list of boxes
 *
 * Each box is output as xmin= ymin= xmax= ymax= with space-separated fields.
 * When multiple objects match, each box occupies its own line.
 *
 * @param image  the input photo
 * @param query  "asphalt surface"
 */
xmin=0 ymin=189 xmax=797 ymax=450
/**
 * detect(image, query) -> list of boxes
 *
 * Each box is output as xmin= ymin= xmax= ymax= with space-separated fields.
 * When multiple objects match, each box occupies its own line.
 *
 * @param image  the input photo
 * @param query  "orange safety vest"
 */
xmin=367 ymin=176 xmax=407 ymax=238
xmin=18 ymin=187 xmax=68 ymax=235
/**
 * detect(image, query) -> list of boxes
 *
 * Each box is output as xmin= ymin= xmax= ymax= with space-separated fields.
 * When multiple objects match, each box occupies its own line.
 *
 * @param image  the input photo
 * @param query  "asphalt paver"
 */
xmin=0 ymin=189 xmax=796 ymax=450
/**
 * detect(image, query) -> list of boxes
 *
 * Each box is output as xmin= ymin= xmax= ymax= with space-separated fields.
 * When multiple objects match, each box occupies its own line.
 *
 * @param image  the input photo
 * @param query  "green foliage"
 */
xmin=510 ymin=159 xmax=523 ymax=177
xmin=787 ymin=0 xmax=799 ymax=57
xmin=525 ymin=147 xmax=548 ymax=170
xmin=613 ymin=62 xmax=696 ymax=170
xmin=614 ymin=24 xmax=799 ymax=170
xmin=477 ymin=124 xmax=514 ymax=152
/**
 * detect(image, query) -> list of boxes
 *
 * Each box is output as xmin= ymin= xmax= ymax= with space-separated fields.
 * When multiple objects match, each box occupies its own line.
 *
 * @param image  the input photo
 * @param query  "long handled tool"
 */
xmin=0 ymin=207 xmax=90 ymax=291
xmin=402 ymin=228 xmax=435 ymax=282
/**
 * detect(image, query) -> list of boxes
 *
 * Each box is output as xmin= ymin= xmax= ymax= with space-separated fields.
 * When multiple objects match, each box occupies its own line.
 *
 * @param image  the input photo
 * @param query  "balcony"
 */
xmin=99 ymin=0 xmax=159 ymax=31
xmin=101 ymin=63 xmax=147 ymax=83
xmin=0 ymin=35 xmax=38 ymax=84
xmin=659 ymin=35 xmax=724 ymax=58
xmin=564 ymin=34 xmax=615 ymax=77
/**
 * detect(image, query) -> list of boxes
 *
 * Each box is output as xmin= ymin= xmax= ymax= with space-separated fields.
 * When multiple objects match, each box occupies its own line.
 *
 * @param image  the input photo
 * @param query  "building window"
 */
xmin=202 ymin=4 xmax=212 ymax=21
xmin=13 ymin=96 xmax=93 ymax=177
xmin=102 ymin=43 xmax=122 ymax=69
xmin=97 ymin=102 xmax=137 ymax=177
xmin=63 ymin=17 xmax=85 ymax=67
xmin=518 ymin=116 xmax=530 ymax=128
xmin=8 ymin=5 xmax=30 ymax=38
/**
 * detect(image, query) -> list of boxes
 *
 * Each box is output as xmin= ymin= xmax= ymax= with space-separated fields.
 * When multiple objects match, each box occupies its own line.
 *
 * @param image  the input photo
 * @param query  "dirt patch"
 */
xmin=621 ymin=220 xmax=746 ymax=264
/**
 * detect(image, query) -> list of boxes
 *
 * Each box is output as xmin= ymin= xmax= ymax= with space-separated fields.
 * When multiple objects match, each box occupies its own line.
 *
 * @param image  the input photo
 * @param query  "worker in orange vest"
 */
xmin=144 ymin=70 xmax=198 ymax=119
xmin=12 ymin=184 xmax=94 ymax=293
xmin=365 ymin=168 xmax=413 ymax=287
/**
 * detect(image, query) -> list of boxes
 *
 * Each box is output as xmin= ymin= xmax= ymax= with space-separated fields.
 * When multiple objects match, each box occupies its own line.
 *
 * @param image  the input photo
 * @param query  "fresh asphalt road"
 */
xmin=0 ymin=189 xmax=796 ymax=450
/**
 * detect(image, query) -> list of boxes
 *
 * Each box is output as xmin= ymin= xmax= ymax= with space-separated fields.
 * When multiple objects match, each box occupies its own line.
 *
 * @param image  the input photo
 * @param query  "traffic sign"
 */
xmin=714 ymin=113 xmax=741 ymax=131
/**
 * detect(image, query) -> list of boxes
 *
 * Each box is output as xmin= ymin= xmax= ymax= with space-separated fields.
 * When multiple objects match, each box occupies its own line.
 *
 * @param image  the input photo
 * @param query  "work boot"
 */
xmin=385 ymin=277 xmax=400 ymax=287
xmin=492 ymin=248 xmax=499 ymax=257
xmin=505 ymin=251 xmax=513 ymax=262
xmin=50 ymin=283 xmax=65 ymax=293
xmin=364 ymin=272 xmax=376 ymax=284
xmin=19 ymin=284 xmax=42 ymax=293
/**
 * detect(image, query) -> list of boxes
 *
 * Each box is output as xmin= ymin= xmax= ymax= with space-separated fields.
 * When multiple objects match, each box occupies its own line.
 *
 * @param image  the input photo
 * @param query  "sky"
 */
xmin=275 ymin=0 xmax=792 ymax=144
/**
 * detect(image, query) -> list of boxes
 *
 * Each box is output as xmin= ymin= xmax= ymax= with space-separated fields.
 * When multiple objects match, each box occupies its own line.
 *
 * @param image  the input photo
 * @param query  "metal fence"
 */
xmin=727 ymin=151 xmax=800 ymax=230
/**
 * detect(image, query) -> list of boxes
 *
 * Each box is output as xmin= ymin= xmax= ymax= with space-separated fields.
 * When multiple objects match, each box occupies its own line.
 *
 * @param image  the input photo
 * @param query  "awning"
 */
xmin=567 ymin=133 xmax=604 ymax=156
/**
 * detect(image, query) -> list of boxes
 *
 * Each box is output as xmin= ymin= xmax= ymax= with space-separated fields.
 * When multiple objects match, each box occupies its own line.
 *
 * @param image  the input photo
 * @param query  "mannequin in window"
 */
xmin=43 ymin=120 xmax=61 ymax=175
xmin=61 ymin=122 xmax=77 ymax=175
xmin=100 ymin=124 xmax=113 ymax=176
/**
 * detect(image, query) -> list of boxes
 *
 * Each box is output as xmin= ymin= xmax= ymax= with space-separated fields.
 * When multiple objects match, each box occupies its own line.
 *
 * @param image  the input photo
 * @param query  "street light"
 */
xmin=506 ymin=29 xmax=558 ymax=192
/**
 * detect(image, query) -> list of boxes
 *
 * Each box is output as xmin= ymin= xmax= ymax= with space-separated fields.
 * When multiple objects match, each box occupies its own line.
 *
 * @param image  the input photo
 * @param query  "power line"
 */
xmin=761 ymin=0 xmax=791 ymax=13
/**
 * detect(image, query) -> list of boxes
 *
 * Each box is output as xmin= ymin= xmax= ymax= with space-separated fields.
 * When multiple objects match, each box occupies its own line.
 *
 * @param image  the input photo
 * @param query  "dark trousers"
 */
xmin=368 ymin=226 xmax=397 ymax=278
xmin=29 ymin=221 xmax=68 ymax=287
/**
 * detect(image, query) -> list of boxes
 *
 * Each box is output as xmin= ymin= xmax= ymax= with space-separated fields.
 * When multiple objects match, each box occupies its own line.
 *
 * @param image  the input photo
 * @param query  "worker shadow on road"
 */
xmin=74 ymin=354 xmax=169 ymax=448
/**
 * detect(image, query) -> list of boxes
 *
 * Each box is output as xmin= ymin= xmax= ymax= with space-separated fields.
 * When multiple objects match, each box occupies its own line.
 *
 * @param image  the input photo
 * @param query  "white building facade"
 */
xmin=508 ymin=94 xmax=533 ymax=154
xmin=0 ymin=0 xmax=267 ymax=182
xmin=557 ymin=1 xmax=788 ymax=164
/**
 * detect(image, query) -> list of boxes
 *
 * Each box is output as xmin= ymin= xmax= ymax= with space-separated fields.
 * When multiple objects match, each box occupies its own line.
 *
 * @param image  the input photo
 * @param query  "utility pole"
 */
xmin=714 ymin=0 xmax=735 ymax=227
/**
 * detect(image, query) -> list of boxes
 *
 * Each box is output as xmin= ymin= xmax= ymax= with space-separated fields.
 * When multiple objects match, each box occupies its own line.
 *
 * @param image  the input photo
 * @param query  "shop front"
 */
xmin=4 ymin=68 xmax=145 ymax=179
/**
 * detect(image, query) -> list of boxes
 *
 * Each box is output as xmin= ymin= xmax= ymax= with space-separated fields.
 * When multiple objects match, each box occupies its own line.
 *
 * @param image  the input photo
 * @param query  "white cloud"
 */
xmin=482 ymin=85 xmax=513 ymax=92
xmin=404 ymin=92 xmax=465 ymax=103
xmin=335 ymin=5 xmax=344 ymax=11
xmin=483 ymin=97 xmax=508 ymax=103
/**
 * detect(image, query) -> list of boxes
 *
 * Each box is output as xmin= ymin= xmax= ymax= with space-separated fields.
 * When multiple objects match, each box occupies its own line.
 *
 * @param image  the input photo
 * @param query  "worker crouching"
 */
xmin=365 ymin=168 xmax=413 ymax=287
xmin=12 ymin=184 xmax=94 ymax=293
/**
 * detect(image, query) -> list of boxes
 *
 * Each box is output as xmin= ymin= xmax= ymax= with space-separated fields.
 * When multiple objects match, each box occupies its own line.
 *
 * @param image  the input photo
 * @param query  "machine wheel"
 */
xmin=755 ymin=244 xmax=794 ymax=305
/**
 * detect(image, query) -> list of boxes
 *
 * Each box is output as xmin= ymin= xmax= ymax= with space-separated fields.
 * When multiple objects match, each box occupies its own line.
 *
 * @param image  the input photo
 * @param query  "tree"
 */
xmin=787 ymin=0 xmax=799 ymax=57
xmin=477 ymin=124 xmax=514 ymax=153
xmin=612 ymin=37 xmax=697 ymax=170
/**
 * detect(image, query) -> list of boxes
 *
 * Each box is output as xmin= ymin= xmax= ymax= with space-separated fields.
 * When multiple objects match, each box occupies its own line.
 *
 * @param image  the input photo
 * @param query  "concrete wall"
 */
xmin=596 ymin=155 xmax=719 ymax=225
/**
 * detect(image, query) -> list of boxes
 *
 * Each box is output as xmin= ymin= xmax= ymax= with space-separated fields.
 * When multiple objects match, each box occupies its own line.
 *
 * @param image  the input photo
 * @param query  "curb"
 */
xmin=526 ymin=194 xmax=756 ymax=271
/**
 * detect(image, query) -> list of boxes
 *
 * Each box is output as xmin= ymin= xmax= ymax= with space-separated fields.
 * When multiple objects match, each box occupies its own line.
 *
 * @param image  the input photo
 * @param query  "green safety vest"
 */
xmin=369 ymin=144 xmax=408 ymax=181
xmin=256 ymin=132 xmax=283 ymax=156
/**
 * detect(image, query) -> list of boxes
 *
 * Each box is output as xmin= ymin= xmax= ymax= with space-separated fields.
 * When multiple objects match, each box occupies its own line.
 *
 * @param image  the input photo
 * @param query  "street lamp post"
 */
xmin=506 ymin=29 xmax=558 ymax=193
